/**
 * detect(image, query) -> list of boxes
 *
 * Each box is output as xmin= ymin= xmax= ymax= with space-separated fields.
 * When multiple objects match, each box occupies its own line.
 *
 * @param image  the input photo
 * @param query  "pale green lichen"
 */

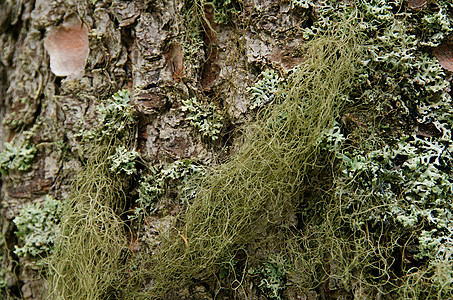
xmin=290 ymin=0 xmax=315 ymax=9
xmin=209 ymin=0 xmax=241 ymax=24
xmin=80 ymin=89 xmax=136 ymax=142
xmin=249 ymin=260 xmax=286 ymax=300
xmin=133 ymin=160 xmax=205 ymax=219
xmin=0 ymin=120 xmax=41 ymax=175
xmin=108 ymin=146 xmax=139 ymax=175
xmin=322 ymin=122 xmax=453 ymax=261
xmin=417 ymin=1 xmax=452 ymax=47
xmin=303 ymin=0 xmax=452 ymax=118
xmin=248 ymin=69 xmax=282 ymax=110
xmin=309 ymin=3 xmax=453 ymax=294
xmin=97 ymin=89 xmax=135 ymax=137
xmin=181 ymin=97 xmax=224 ymax=141
xmin=13 ymin=196 xmax=61 ymax=258
xmin=0 ymin=142 xmax=36 ymax=175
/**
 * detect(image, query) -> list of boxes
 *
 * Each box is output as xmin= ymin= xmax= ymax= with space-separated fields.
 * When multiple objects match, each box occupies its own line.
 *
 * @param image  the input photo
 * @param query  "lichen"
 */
xmin=13 ymin=196 xmax=61 ymax=258
xmin=312 ymin=1 xmax=453 ymax=296
xmin=0 ymin=141 xmax=36 ymax=175
xmin=249 ymin=260 xmax=286 ymax=300
xmin=133 ymin=160 xmax=205 ymax=219
xmin=181 ymin=97 xmax=224 ymax=141
xmin=208 ymin=0 xmax=242 ymax=24
xmin=108 ymin=146 xmax=139 ymax=175
xmin=329 ymin=133 xmax=453 ymax=261
xmin=248 ymin=69 xmax=283 ymax=110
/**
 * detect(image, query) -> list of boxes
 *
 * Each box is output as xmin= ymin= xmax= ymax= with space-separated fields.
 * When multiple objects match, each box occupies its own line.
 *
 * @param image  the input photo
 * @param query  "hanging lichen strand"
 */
xmin=37 ymin=0 xmax=453 ymax=298
xmin=129 ymin=15 xmax=362 ymax=297
xmin=46 ymin=90 xmax=137 ymax=300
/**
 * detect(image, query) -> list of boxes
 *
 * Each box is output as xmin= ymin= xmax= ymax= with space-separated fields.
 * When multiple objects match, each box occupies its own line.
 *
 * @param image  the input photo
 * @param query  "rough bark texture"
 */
xmin=0 ymin=0 xmax=311 ymax=299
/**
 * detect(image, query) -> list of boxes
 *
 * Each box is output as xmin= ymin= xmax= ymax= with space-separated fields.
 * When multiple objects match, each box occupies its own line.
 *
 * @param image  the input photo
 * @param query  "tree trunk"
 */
xmin=0 ymin=0 xmax=310 ymax=299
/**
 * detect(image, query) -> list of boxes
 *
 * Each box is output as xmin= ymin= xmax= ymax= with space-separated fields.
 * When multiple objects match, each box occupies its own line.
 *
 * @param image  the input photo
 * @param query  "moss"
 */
xmin=46 ymin=153 xmax=130 ymax=299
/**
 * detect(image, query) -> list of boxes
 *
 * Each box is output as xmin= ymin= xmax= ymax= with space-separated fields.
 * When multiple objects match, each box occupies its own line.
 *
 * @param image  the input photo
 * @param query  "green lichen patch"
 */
xmin=248 ymin=69 xmax=283 ymax=110
xmin=304 ymin=0 xmax=453 ymax=297
xmin=290 ymin=0 xmax=315 ymax=9
xmin=208 ymin=0 xmax=242 ymax=24
xmin=249 ymin=260 xmax=286 ymax=300
xmin=0 ymin=142 xmax=36 ymax=175
xmin=13 ymin=196 xmax=61 ymax=258
xmin=181 ymin=97 xmax=224 ymax=141
xmin=133 ymin=160 xmax=205 ymax=219
xmin=108 ymin=146 xmax=139 ymax=175
xmin=81 ymin=89 xmax=136 ymax=143
xmin=319 ymin=121 xmax=453 ymax=296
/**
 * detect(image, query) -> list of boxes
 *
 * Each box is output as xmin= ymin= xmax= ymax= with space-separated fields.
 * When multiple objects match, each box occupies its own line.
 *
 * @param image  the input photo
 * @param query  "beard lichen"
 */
xmin=45 ymin=1 xmax=453 ymax=299
xmin=127 ymin=14 xmax=362 ymax=297
xmin=46 ymin=90 xmax=137 ymax=300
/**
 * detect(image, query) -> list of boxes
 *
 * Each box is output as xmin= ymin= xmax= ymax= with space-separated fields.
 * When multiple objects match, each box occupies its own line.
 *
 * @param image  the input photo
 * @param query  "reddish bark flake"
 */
xmin=433 ymin=39 xmax=453 ymax=72
xmin=164 ymin=42 xmax=185 ymax=82
xmin=44 ymin=13 xmax=89 ymax=77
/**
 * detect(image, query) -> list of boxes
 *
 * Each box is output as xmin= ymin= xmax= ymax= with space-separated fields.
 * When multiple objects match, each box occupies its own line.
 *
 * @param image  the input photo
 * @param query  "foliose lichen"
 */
xmin=108 ymin=146 xmax=139 ymax=175
xmin=13 ymin=196 xmax=61 ymax=258
xmin=0 ymin=141 xmax=36 ymax=175
xmin=248 ymin=69 xmax=283 ymax=110
xmin=181 ymin=97 xmax=224 ymax=141
xmin=133 ymin=160 xmax=205 ymax=219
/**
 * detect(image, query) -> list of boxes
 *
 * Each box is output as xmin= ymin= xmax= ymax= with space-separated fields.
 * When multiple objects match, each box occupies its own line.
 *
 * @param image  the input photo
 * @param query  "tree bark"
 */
xmin=0 ymin=0 xmax=310 ymax=298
